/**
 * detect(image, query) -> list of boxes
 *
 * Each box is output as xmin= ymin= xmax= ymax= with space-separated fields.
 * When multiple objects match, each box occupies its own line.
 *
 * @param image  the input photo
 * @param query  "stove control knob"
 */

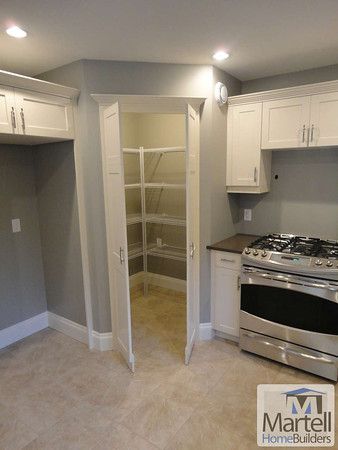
xmin=315 ymin=259 xmax=322 ymax=266
xmin=326 ymin=260 xmax=333 ymax=268
xmin=244 ymin=248 xmax=251 ymax=255
xmin=262 ymin=251 xmax=267 ymax=257
xmin=253 ymin=250 xmax=259 ymax=256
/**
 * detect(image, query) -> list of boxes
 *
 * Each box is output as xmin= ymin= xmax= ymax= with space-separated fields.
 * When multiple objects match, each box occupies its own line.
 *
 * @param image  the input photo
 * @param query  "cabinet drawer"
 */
xmin=214 ymin=251 xmax=241 ymax=270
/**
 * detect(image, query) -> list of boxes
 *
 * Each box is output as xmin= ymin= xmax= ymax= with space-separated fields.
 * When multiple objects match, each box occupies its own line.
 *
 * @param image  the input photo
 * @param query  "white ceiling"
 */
xmin=2 ymin=0 xmax=338 ymax=80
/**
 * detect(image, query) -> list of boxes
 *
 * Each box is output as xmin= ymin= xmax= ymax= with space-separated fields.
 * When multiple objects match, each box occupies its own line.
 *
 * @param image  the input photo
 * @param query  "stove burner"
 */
xmin=250 ymin=234 xmax=338 ymax=259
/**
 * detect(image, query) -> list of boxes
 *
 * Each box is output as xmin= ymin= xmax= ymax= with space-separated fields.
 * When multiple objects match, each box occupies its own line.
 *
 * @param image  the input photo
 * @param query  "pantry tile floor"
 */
xmin=0 ymin=289 xmax=337 ymax=449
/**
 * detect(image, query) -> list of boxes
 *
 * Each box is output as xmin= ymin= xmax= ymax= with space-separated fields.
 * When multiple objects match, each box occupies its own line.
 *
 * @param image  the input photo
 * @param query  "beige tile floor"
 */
xmin=0 ymin=286 xmax=337 ymax=449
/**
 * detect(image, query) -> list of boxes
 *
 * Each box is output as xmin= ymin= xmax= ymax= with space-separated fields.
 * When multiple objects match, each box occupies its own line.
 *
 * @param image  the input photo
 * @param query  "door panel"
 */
xmin=185 ymin=104 xmax=199 ymax=364
xmin=309 ymin=92 xmax=338 ymax=147
xmin=212 ymin=266 xmax=240 ymax=337
xmin=241 ymin=284 xmax=338 ymax=335
xmin=102 ymin=102 xmax=134 ymax=371
xmin=262 ymin=97 xmax=310 ymax=149
xmin=14 ymin=89 xmax=74 ymax=139
xmin=0 ymin=86 xmax=15 ymax=134
xmin=229 ymin=103 xmax=262 ymax=186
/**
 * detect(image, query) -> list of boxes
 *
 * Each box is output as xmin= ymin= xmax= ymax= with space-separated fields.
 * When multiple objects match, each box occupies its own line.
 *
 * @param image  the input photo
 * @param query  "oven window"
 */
xmin=241 ymin=285 xmax=338 ymax=335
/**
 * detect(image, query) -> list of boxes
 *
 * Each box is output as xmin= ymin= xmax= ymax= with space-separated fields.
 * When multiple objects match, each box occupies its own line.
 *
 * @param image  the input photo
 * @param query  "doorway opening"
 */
xmin=122 ymin=113 xmax=187 ymax=365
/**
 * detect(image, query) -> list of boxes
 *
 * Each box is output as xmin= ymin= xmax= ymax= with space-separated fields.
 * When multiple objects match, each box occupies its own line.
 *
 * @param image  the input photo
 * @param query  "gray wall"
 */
xmin=242 ymin=63 xmax=338 ymax=94
xmin=34 ymin=141 xmax=86 ymax=326
xmin=236 ymin=150 xmax=338 ymax=240
xmin=39 ymin=60 xmax=241 ymax=329
xmin=237 ymin=64 xmax=338 ymax=240
xmin=0 ymin=145 xmax=46 ymax=330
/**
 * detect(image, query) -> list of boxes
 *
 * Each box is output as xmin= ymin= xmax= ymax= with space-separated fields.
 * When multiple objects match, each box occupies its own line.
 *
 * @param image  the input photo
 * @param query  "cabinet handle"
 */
xmin=302 ymin=124 xmax=306 ymax=143
xmin=20 ymin=108 xmax=26 ymax=132
xmin=220 ymin=258 xmax=235 ymax=263
xmin=237 ymin=275 xmax=241 ymax=290
xmin=253 ymin=167 xmax=257 ymax=183
xmin=119 ymin=247 xmax=124 ymax=264
xmin=11 ymin=107 xmax=16 ymax=129
xmin=310 ymin=124 xmax=314 ymax=142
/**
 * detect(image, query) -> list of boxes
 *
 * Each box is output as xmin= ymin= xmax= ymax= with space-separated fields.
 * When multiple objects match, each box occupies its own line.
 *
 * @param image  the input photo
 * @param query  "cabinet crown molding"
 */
xmin=229 ymin=79 xmax=338 ymax=105
xmin=0 ymin=69 xmax=79 ymax=99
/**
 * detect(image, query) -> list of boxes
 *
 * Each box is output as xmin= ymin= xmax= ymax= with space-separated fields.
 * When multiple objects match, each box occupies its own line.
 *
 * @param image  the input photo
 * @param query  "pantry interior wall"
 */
xmin=122 ymin=113 xmax=186 ymax=282
xmin=0 ymin=141 xmax=86 ymax=332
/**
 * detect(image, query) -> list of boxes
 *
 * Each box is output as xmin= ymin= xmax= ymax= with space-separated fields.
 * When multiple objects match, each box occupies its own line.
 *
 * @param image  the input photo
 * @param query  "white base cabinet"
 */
xmin=211 ymin=250 xmax=241 ymax=338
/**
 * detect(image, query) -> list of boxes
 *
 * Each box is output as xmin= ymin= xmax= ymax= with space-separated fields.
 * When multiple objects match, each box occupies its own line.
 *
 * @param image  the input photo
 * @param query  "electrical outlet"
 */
xmin=244 ymin=209 xmax=252 ymax=222
xmin=156 ymin=237 xmax=163 ymax=247
xmin=12 ymin=218 xmax=21 ymax=233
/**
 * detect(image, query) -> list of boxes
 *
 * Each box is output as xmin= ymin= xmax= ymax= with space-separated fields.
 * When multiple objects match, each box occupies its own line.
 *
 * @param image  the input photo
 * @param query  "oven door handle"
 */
xmin=242 ymin=268 xmax=338 ymax=292
xmin=242 ymin=332 xmax=334 ymax=365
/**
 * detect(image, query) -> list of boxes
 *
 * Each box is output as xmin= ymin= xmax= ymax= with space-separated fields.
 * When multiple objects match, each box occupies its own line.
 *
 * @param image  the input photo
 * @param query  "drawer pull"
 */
xmin=220 ymin=258 xmax=235 ymax=263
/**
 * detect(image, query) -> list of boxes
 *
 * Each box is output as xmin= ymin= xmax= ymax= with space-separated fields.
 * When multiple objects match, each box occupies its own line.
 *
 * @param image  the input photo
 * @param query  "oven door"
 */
xmin=240 ymin=266 xmax=338 ymax=357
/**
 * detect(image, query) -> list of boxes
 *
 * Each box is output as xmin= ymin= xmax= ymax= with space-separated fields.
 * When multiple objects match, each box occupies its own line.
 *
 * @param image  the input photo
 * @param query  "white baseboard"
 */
xmin=130 ymin=271 xmax=186 ymax=293
xmin=48 ymin=312 xmax=88 ymax=344
xmin=92 ymin=330 xmax=114 ymax=351
xmin=0 ymin=312 xmax=48 ymax=350
xmin=48 ymin=312 xmax=113 ymax=351
xmin=199 ymin=322 xmax=215 ymax=341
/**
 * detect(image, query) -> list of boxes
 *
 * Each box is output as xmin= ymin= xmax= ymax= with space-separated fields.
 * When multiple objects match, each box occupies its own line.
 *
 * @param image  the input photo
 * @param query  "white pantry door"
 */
xmin=102 ymin=102 xmax=134 ymax=372
xmin=185 ymin=104 xmax=200 ymax=364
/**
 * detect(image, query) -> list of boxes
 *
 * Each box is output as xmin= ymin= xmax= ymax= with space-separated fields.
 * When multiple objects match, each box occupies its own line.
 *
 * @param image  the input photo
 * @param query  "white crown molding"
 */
xmin=0 ymin=312 xmax=48 ymax=350
xmin=199 ymin=323 xmax=215 ymax=341
xmin=0 ymin=69 xmax=79 ymax=99
xmin=228 ymin=79 xmax=338 ymax=106
xmin=91 ymin=94 xmax=206 ymax=113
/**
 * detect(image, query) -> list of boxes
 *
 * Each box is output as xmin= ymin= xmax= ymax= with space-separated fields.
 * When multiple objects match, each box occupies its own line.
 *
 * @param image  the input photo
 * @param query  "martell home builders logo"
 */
xmin=257 ymin=384 xmax=335 ymax=447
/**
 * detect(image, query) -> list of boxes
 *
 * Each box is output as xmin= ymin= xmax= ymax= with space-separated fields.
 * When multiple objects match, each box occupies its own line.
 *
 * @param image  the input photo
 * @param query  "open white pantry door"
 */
xmin=185 ymin=103 xmax=200 ymax=364
xmin=102 ymin=102 xmax=135 ymax=372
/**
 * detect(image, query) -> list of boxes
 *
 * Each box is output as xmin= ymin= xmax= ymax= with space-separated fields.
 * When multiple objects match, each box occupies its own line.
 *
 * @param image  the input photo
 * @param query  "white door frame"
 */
xmin=92 ymin=94 xmax=205 ymax=351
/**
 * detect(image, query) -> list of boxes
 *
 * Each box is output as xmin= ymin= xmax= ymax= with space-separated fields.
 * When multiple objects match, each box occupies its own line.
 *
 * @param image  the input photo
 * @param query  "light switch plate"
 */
xmin=12 ymin=218 xmax=21 ymax=233
xmin=244 ymin=209 xmax=252 ymax=221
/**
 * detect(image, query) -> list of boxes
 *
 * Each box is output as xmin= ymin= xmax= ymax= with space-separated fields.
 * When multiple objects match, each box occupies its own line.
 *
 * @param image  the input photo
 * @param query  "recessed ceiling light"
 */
xmin=213 ymin=50 xmax=230 ymax=61
xmin=6 ymin=26 xmax=27 ymax=39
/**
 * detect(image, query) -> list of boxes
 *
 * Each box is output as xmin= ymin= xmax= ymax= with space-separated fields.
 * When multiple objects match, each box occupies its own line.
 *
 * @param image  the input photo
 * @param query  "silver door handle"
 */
xmin=220 ymin=258 xmax=235 ymax=263
xmin=20 ymin=108 xmax=25 ymax=132
xmin=301 ymin=124 xmax=306 ymax=143
xmin=310 ymin=124 xmax=314 ymax=142
xmin=119 ymin=247 xmax=125 ymax=264
xmin=189 ymin=242 xmax=196 ymax=258
xmin=237 ymin=275 xmax=241 ymax=290
xmin=253 ymin=167 xmax=257 ymax=183
xmin=11 ymin=107 xmax=16 ymax=129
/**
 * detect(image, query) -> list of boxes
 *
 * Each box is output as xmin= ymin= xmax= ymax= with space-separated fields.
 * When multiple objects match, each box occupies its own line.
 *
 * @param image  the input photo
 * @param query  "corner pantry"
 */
xmin=123 ymin=113 xmax=187 ymax=364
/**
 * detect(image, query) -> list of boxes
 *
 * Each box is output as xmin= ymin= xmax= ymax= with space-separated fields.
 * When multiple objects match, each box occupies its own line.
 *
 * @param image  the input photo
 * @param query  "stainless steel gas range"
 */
xmin=239 ymin=233 xmax=338 ymax=381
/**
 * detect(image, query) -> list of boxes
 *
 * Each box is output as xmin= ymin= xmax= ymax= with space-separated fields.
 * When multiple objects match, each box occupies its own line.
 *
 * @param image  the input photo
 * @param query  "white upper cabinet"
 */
xmin=261 ymin=97 xmax=311 ymax=149
xmin=0 ymin=86 xmax=16 ymax=134
xmin=0 ymin=70 xmax=78 ymax=144
xmin=14 ymin=90 xmax=74 ymax=139
xmin=309 ymin=92 xmax=338 ymax=147
xmin=227 ymin=102 xmax=271 ymax=193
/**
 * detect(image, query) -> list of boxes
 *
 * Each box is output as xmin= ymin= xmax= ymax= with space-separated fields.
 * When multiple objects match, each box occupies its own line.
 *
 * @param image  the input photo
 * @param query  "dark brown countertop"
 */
xmin=207 ymin=234 xmax=260 ymax=254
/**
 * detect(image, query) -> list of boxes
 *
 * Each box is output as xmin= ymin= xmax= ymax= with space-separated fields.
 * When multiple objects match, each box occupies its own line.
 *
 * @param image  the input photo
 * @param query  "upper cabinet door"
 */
xmin=0 ymin=86 xmax=16 ymax=134
xmin=227 ymin=103 xmax=262 ymax=187
xmin=261 ymin=97 xmax=310 ymax=149
xmin=309 ymin=92 xmax=338 ymax=147
xmin=14 ymin=90 xmax=74 ymax=139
